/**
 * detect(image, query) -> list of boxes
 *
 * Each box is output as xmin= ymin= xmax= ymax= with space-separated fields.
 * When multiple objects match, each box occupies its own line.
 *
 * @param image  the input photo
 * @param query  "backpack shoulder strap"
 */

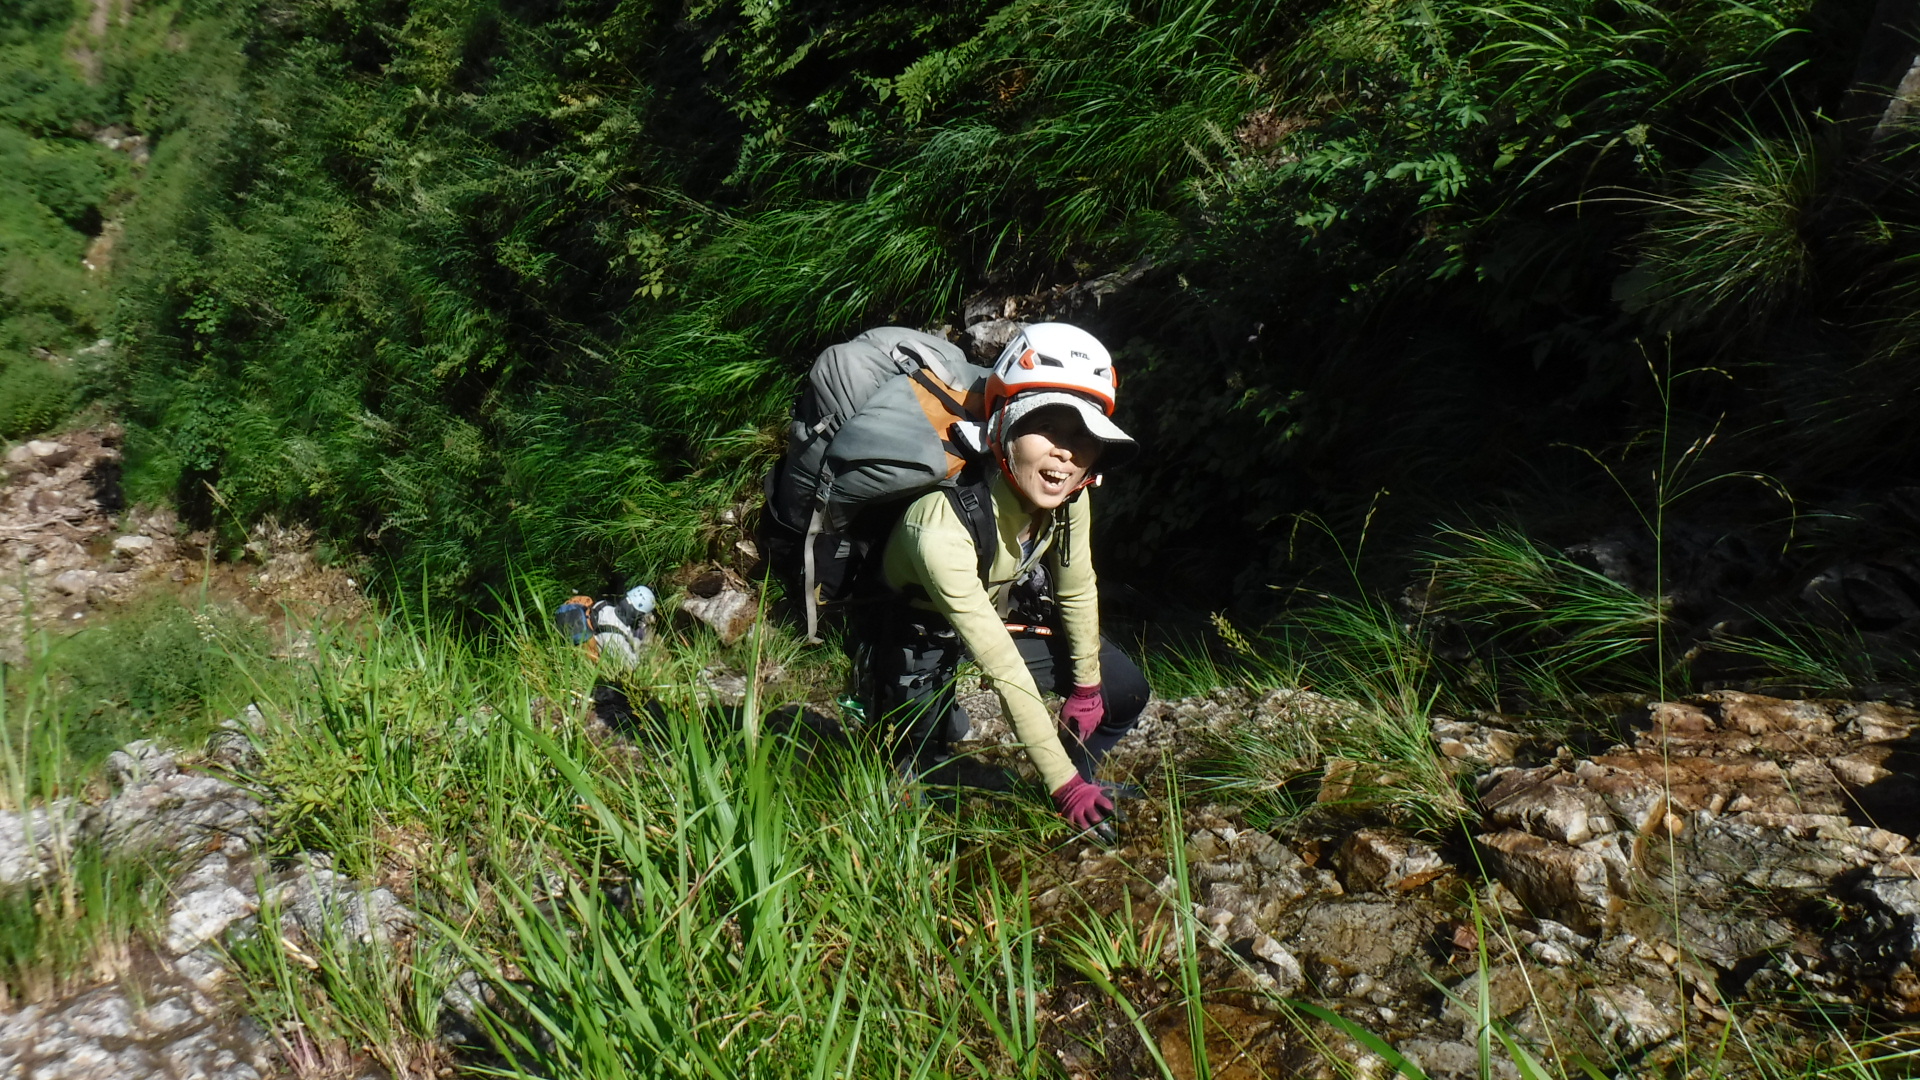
xmin=942 ymin=466 xmax=997 ymax=587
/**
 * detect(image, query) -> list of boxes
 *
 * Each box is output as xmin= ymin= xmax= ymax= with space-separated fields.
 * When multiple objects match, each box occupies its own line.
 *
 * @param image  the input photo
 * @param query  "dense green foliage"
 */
xmin=0 ymin=0 xmax=127 ymax=437
xmin=25 ymin=0 xmax=1918 ymax=617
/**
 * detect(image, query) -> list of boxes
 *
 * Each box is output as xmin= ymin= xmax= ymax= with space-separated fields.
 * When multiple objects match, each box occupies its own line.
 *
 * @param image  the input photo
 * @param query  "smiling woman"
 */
xmin=1006 ymin=403 xmax=1102 ymax=508
xmin=867 ymin=323 xmax=1150 ymax=841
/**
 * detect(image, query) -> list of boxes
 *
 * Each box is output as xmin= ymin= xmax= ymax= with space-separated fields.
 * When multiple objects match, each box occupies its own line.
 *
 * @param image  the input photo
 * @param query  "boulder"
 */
xmin=164 ymin=884 xmax=258 ymax=954
xmin=1580 ymin=984 xmax=1675 ymax=1056
xmin=1248 ymin=934 xmax=1306 ymax=995
xmin=1286 ymin=898 xmax=1434 ymax=985
xmin=1475 ymin=830 xmax=1617 ymax=934
xmin=679 ymin=568 xmax=758 ymax=645
xmin=1844 ymin=701 xmax=1918 ymax=743
xmin=1431 ymin=717 xmax=1531 ymax=768
xmin=1481 ymin=768 xmax=1616 ymax=845
xmin=26 ymin=440 xmax=73 ymax=468
xmin=95 ymin=762 xmax=264 ymax=856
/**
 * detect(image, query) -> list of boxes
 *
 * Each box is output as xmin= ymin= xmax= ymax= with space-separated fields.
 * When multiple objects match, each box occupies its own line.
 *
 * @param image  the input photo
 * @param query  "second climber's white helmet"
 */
xmin=984 ymin=323 xmax=1118 ymax=416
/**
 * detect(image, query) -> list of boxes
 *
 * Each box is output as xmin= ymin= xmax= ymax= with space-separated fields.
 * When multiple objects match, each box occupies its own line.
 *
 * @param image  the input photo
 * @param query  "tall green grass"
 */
xmin=1420 ymin=525 xmax=1666 ymax=706
xmin=0 ymin=838 xmax=168 ymax=1009
xmin=3 ymin=573 xmax=1912 ymax=1075
xmin=207 ymin=601 xmax=1118 ymax=1075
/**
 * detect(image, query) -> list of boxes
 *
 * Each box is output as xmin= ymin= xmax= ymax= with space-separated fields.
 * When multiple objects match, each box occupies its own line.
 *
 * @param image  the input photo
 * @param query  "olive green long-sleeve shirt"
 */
xmin=881 ymin=474 xmax=1101 ymax=792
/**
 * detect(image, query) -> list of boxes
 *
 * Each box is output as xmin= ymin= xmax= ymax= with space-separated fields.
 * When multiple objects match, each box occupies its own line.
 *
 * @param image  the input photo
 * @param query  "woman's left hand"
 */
xmin=1061 ymin=683 xmax=1104 ymax=740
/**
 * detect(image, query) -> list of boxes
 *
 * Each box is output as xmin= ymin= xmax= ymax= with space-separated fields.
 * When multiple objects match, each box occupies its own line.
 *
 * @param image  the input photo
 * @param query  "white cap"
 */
xmin=998 ymin=391 xmax=1136 ymax=467
xmin=625 ymin=585 xmax=656 ymax=615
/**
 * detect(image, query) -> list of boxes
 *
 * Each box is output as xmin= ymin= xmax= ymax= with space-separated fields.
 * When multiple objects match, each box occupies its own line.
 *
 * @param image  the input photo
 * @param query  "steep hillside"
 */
xmin=46 ymin=0 xmax=1912 ymax=628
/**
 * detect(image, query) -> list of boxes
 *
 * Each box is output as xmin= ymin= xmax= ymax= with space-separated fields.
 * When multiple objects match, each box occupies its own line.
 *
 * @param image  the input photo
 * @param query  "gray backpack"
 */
xmin=762 ymin=327 xmax=996 ymax=640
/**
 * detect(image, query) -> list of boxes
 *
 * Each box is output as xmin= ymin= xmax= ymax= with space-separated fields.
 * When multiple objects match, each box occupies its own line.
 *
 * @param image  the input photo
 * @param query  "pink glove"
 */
xmin=1060 ymin=683 xmax=1104 ymax=741
xmin=1051 ymin=775 xmax=1115 ymax=836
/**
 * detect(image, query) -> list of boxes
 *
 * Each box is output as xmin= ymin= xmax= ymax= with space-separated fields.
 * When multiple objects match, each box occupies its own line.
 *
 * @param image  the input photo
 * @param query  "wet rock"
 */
xmin=1636 ymin=901 xmax=1796 ymax=971
xmin=1285 ymin=899 xmax=1434 ymax=987
xmin=1436 ymin=962 xmax=1553 ymax=1034
xmin=1335 ymin=829 xmax=1450 ymax=893
xmin=1671 ymin=813 xmax=1879 ymax=900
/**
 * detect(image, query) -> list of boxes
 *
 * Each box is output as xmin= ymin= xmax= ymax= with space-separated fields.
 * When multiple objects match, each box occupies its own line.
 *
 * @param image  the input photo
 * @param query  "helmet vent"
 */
xmin=1037 ymin=355 xmax=1065 ymax=367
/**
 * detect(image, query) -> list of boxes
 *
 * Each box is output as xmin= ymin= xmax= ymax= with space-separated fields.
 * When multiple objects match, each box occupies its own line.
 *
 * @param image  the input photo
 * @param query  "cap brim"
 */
xmin=1001 ymin=391 xmax=1134 ymax=446
xmin=1000 ymin=391 xmax=1137 ymax=471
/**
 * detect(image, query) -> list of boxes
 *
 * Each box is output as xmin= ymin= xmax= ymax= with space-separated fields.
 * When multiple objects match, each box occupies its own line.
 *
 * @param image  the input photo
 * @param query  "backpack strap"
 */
xmin=802 ymin=501 xmax=828 ymax=643
xmin=942 ymin=467 xmax=997 ymax=587
xmin=909 ymin=369 xmax=969 ymax=417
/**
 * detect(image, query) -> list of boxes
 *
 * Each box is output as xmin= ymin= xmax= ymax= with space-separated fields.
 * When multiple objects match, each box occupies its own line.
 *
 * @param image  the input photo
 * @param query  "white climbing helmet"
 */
xmin=984 ymin=322 xmax=1119 ymax=417
xmin=982 ymin=324 xmax=1135 ymax=492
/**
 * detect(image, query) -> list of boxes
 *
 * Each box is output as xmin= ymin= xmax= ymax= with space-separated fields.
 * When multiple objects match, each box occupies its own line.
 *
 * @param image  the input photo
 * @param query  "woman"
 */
xmin=864 ymin=323 xmax=1150 ymax=838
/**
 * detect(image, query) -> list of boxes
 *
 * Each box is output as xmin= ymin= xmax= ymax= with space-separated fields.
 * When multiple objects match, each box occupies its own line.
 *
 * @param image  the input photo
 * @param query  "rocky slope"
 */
xmin=990 ymin=688 xmax=1920 ymax=1077
xmin=4 ymin=679 xmax=1917 ymax=1078
xmin=0 ymin=728 xmax=401 ymax=1080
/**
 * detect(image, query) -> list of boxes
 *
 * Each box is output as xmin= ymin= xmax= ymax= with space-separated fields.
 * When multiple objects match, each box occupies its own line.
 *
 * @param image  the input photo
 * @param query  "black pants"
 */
xmin=862 ymin=604 xmax=1150 ymax=784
